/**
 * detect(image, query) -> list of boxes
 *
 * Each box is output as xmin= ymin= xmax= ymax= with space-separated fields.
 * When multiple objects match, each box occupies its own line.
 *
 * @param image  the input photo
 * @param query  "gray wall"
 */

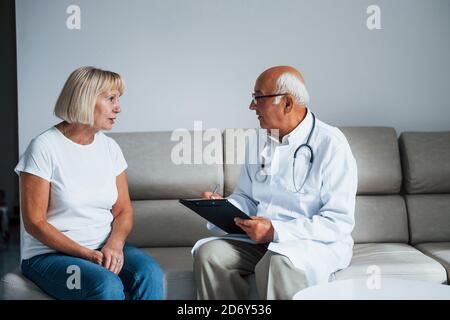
xmin=16 ymin=0 xmax=450 ymax=154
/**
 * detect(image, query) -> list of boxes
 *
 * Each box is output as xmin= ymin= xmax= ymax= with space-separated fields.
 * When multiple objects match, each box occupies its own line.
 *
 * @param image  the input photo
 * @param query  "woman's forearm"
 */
xmin=26 ymin=221 xmax=92 ymax=260
xmin=105 ymin=209 xmax=133 ymax=248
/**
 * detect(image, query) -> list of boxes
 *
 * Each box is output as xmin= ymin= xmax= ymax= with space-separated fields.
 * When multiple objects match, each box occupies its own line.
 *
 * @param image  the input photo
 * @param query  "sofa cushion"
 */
xmin=144 ymin=243 xmax=449 ymax=299
xmin=143 ymin=247 xmax=197 ymax=300
xmin=0 ymin=247 xmax=197 ymax=300
xmin=128 ymin=200 xmax=220 ymax=247
xmin=144 ymin=247 xmax=271 ymax=300
xmin=2 ymin=243 xmax=447 ymax=300
xmin=399 ymin=132 xmax=450 ymax=194
xmin=352 ymin=196 xmax=409 ymax=243
xmin=334 ymin=243 xmax=447 ymax=284
xmin=0 ymin=268 xmax=53 ymax=300
xmin=415 ymin=242 xmax=450 ymax=283
xmin=337 ymin=127 xmax=402 ymax=195
xmin=406 ymin=195 xmax=450 ymax=245
xmin=108 ymin=131 xmax=224 ymax=200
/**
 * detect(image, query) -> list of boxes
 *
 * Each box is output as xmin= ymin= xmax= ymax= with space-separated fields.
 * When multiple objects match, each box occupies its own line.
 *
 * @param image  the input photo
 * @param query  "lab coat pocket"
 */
xmin=297 ymin=181 xmax=321 ymax=218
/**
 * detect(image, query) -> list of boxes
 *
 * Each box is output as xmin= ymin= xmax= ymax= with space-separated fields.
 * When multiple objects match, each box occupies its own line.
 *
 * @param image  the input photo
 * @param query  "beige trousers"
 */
xmin=193 ymin=239 xmax=309 ymax=300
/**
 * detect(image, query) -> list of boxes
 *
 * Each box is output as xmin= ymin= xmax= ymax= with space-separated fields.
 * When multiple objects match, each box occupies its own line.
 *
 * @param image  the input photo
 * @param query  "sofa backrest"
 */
xmin=399 ymin=132 xmax=450 ymax=245
xmin=341 ymin=127 xmax=408 ymax=243
xmin=109 ymin=126 xmax=410 ymax=247
xmin=108 ymin=131 xmax=224 ymax=200
xmin=108 ymin=131 xmax=223 ymax=247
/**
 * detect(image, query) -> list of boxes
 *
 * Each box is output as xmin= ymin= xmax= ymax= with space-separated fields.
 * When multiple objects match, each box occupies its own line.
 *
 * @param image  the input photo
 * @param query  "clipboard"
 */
xmin=179 ymin=198 xmax=251 ymax=234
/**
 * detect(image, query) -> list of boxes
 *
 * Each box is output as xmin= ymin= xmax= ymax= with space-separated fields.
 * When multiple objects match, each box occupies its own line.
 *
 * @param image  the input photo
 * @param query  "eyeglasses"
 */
xmin=251 ymin=93 xmax=288 ymax=105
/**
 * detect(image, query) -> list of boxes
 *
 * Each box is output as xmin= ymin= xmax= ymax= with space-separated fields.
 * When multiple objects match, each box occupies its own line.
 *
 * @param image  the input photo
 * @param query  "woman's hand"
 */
xmin=86 ymin=249 xmax=104 ymax=265
xmin=101 ymin=242 xmax=124 ymax=274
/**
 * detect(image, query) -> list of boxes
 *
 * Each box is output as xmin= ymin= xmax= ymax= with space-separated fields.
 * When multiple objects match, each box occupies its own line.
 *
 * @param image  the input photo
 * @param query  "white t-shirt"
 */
xmin=15 ymin=126 xmax=128 ymax=260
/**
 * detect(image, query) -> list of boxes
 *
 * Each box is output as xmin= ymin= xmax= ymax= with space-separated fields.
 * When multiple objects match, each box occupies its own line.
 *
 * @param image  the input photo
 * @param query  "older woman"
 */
xmin=15 ymin=66 xmax=163 ymax=300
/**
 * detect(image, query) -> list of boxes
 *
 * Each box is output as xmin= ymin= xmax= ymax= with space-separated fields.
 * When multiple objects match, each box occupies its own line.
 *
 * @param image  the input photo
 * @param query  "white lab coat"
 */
xmin=192 ymin=109 xmax=358 ymax=286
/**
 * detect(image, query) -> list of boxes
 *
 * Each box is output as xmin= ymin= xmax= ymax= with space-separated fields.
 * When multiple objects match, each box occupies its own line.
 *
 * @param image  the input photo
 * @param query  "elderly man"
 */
xmin=193 ymin=66 xmax=358 ymax=300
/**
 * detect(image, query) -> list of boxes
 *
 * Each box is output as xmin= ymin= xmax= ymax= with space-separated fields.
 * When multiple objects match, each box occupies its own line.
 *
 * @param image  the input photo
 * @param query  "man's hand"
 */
xmin=201 ymin=191 xmax=223 ymax=200
xmin=101 ymin=242 xmax=124 ymax=274
xmin=234 ymin=216 xmax=274 ymax=244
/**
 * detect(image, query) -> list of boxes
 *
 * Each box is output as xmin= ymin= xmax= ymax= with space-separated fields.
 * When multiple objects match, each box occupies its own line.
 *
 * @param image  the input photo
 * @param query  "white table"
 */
xmin=293 ymin=278 xmax=450 ymax=300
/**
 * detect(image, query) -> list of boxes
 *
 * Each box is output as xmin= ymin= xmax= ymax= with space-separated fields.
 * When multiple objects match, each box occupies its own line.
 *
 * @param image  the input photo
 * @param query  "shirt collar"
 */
xmin=267 ymin=108 xmax=313 ymax=147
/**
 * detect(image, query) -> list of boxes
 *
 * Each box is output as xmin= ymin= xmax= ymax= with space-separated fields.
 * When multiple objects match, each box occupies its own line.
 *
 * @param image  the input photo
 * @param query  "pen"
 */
xmin=210 ymin=184 xmax=219 ymax=199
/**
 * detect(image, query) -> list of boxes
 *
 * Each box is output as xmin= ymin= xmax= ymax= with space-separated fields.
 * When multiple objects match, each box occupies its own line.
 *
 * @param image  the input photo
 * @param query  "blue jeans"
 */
xmin=21 ymin=243 xmax=164 ymax=300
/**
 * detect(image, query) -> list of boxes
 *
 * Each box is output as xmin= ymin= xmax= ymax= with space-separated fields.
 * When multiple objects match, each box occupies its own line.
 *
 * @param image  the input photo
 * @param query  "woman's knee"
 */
xmin=123 ymin=252 xmax=164 ymax=300
xmin=133 ymin=255 xmax=164 ymax=282
xmin=85 ymin=270 xmax=125 ymax=300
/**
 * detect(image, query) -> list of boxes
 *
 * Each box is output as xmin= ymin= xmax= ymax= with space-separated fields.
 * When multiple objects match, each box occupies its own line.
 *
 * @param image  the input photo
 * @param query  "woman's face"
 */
xmin=93 ymin=89 xmax=122 ymax=130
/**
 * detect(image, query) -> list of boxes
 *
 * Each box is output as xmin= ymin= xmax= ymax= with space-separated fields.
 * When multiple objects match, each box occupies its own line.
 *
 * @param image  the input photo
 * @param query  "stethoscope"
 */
xmin=255 ymin=112 xmax=315 ymax=193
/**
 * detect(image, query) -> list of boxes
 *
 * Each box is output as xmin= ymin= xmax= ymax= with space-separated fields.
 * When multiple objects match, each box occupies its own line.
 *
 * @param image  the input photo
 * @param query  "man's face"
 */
xmin=249 ymin=77 xmax=285 ymax=131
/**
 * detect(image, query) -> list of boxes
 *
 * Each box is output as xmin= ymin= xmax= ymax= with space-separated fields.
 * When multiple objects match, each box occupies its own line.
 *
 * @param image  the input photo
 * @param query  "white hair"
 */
xmin=273 ymin=72 xmax=310 ymax=106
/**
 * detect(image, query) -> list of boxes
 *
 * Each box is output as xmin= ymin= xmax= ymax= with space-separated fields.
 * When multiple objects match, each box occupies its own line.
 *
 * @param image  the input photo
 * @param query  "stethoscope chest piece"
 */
xmin=255 ymin=163 xmax=269 ymax=183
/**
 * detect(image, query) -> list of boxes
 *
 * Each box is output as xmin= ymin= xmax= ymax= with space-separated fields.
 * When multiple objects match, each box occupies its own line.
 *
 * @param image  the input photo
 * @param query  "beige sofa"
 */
xmin=1 ymin=127 xmax=449 ymax=299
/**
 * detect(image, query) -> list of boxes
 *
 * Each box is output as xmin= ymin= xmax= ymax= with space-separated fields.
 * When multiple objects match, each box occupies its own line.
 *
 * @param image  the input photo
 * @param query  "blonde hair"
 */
xmin=54 ymin=66 xmax=125 ymax=125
